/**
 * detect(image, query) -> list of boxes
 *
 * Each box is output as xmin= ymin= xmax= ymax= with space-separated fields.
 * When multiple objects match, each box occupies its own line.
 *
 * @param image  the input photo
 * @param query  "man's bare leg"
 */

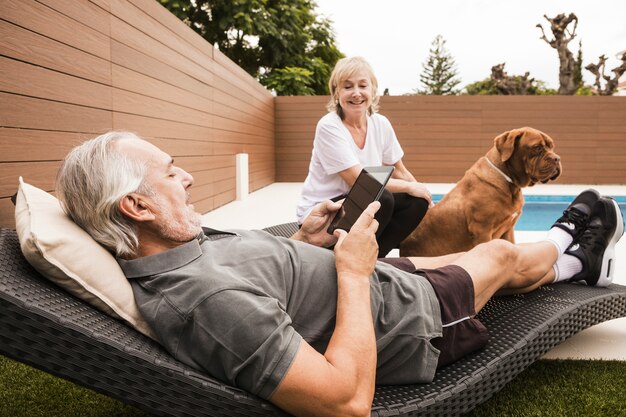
xmin=420 ymin=239 xmax=559 ymax=312
xmin=492 ymin=242 xmax=559 ymax=296
xmin=405 ymin=252 xmax=464 ymax=270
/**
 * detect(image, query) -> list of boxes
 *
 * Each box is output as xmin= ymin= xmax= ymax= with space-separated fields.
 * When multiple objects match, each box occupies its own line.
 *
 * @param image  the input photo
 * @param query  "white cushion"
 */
xmin=14 ymin=177 xmax=156 ymax=339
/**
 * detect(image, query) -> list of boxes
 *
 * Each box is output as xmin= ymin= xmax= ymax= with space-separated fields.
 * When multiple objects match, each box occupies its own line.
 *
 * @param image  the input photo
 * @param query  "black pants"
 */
xmin=331 ymin=189 xmax=429 ymax=257
xmin=375 ymin=190 xmax=429 ymax=257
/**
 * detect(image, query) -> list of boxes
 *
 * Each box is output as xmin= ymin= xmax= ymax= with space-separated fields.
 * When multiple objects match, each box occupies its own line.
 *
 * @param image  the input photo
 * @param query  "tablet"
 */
xmin=327 ymin=166 xmax=395 ymax=234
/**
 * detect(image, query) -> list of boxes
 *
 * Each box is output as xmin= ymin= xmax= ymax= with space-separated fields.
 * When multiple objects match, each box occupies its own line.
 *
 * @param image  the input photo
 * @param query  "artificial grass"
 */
xmin=0 ymin=355 xmax=147 ymax=417
xmin=466 ymin=359 xmax=626 ymax=417
xmin=1 ymin=355 xmax=625 ymax=416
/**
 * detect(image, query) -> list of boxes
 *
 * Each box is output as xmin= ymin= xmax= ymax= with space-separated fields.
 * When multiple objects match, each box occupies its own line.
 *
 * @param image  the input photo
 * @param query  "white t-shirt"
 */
xmin=296 ymin=112 xmax=404 ymax=223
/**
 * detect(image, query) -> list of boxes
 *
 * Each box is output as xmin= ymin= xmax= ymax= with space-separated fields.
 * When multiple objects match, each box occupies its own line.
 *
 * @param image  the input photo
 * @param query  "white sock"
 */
xmin=552 ymin=254 xmax=583 ymax=283
xmin=546 ymin=227 xmax=574 ymax=256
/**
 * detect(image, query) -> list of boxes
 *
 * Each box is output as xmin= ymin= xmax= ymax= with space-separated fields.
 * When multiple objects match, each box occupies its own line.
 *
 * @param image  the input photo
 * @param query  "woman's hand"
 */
xmin=404 ymin=181 xmax=434 ymax=207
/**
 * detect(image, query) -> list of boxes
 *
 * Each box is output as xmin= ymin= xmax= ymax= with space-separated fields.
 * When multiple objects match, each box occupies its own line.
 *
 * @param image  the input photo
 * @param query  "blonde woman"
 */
xmin=297 ymin=56 xmax=432 ymax=256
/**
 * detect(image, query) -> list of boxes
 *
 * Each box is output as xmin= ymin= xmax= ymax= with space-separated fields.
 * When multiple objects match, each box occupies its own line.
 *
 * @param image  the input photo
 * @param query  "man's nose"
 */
xmin=183 ymin=170 xmax=194 ymax=188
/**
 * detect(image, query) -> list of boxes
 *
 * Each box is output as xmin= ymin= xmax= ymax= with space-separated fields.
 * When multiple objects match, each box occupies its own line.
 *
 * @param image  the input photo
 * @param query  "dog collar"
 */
xmin=485 ymin=157 xmax=514 ymax=184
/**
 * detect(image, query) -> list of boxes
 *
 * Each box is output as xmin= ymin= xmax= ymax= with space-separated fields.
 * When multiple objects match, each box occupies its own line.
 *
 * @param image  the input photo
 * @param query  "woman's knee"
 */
xmin=393 ymin=193 xmax=429 ymax=226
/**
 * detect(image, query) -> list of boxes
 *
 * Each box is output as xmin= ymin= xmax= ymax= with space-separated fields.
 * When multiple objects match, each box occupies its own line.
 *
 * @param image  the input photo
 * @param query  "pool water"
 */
xmin=432 ymin=195 xmax=626 ymax=231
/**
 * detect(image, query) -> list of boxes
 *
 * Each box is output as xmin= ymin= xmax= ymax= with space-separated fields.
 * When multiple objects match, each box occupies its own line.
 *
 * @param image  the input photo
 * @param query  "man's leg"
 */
xmin=445 ymin=239 xmax=558 ymax=312
xmin=400 ymin=252 xmax=464 ymax=269
xmin=421 ymin=193 xmax=624 ymax=312
xmin=400 ymin=191 xmax=623 ymax=369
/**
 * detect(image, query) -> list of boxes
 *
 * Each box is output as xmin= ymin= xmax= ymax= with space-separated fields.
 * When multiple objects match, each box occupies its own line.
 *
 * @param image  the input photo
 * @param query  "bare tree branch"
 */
xmin=490 ymin=63 xmax=535 ymax=95
xmin=586 ymin=53 xmax=626 ymax=95
xmin=537 ymin=13 xmax=579 ymax=94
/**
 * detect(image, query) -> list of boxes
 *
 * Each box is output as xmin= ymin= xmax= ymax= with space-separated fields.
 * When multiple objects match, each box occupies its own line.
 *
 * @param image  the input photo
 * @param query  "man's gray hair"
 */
xmin=56 ymin=131 xmax=151 ymax=257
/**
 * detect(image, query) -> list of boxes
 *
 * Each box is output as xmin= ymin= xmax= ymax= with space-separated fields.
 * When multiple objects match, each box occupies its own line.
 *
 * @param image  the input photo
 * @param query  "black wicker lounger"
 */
xmin=1 ymin=225 xmax=626 ymax=416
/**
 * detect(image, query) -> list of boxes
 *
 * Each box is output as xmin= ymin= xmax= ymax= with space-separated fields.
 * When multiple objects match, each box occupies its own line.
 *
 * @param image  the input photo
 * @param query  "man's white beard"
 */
xmin=154 ymin=197 xmax=203 ymax=243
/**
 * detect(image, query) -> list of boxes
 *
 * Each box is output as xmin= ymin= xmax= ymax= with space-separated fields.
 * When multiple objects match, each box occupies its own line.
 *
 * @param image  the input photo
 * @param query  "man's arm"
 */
xmin=291 ymin=200 xmax=342 ymax=247
xmin=271 ymin=202 xmax=380 ymax=417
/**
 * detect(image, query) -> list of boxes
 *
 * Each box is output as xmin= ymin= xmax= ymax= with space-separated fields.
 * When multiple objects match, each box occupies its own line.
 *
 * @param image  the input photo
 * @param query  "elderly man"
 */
xmin=56 ymin=131 xmax=623 ymax=417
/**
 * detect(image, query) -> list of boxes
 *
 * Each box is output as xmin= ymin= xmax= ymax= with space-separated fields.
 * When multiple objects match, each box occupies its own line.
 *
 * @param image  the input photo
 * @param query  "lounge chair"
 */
xmin=1 ymin=224 xmax=626 ymax=416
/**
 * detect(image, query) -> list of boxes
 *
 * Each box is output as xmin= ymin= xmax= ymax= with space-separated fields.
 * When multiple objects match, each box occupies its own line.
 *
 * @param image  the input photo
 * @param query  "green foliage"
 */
xmin=262 ymin=66 xmax=315 ymax=95
xmin=532 ymin=80 xmax=558 ymax=95
xmin=574 ymin=85 xmax=595 ymax=96
xmin=574 ymin=40 xmax=584 ymax=91
xmin=158 ymin=0 xmax=344 ymax=95
xmin=463 ymin=77 xmax=557 ymax=95
xmin=464 ymin=78 xmax=499 ymax=95
xmin=417 ymin=35 xmax=461 ymax=95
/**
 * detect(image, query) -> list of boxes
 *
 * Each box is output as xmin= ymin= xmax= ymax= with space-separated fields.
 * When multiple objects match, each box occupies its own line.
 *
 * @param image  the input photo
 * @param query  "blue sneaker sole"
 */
xmin=597 ymin=198 xmax=625 ymax=287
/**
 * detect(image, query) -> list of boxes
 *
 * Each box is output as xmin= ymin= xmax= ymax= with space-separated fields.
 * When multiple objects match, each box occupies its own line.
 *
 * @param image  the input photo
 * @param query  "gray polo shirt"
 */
xmin=118 ymin=228 xmax=441 ymax=400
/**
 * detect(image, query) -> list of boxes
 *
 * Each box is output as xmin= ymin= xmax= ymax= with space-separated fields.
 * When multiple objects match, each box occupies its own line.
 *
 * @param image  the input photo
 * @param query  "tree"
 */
xmin=536 ymin=13 xmax=579 ymax=95
xmin=263 ymin=67 xmax=315 ymax=95
xmin=573 ymin=40 xmax=584 ymax=91
xmin=417 ymin=35 xmax=461 ymax=95
xmin=159 ymin=0 xmax=344 ymax=95
xmin=585 ymin=52 xmax=626 ymax=96
xmin=464 ymin=63 xmax=556 ymax=95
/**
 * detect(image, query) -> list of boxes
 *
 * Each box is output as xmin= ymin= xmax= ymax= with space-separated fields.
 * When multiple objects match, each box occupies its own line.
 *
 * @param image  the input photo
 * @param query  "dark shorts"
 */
xmin=379 ymin=257 xmax=489 ymax=368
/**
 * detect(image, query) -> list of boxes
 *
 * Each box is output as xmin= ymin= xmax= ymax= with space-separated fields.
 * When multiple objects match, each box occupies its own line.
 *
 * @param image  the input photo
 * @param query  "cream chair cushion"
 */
xmin=14 ymin=177 xmax=156 ymax=339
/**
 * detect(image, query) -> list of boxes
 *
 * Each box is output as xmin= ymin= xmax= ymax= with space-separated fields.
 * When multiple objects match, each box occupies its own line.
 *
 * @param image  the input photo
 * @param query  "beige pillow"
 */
xmin=14 ymin=177 xmax=156 ymax=340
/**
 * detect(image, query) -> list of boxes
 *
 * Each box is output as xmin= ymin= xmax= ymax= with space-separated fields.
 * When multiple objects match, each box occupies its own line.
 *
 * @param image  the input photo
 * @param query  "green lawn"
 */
xmin=466 ymin=360 xmax=626 ymax=416
xmin=1 ymin=355 xmax=625 ymax=416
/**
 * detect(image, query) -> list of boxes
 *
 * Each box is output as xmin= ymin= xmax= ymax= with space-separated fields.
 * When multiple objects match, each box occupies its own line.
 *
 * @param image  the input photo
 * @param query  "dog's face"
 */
xmin=494 ymin=127 xmax=562 ymax=186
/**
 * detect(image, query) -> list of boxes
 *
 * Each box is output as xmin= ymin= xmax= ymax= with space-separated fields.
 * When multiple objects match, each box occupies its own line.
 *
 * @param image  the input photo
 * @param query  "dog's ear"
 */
xmin=494 ymin=129 xmax=523 ymax=162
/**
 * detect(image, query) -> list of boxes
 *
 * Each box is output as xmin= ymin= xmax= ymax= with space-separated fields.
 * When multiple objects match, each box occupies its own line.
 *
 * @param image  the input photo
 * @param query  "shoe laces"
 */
xmin=560 ymin=207 xmax=588 ymax=228
xmin=576 ymin=222 xmax=606 ymax=251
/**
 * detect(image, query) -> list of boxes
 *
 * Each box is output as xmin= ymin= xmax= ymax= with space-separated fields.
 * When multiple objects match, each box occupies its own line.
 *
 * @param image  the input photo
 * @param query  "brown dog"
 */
xmin=399 ymin=127 xmax=562 ymax=257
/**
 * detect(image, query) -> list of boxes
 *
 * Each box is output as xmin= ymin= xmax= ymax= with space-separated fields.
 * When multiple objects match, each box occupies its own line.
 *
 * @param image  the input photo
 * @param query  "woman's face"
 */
xmin=336 ymin=70 xmax=373 ymax=118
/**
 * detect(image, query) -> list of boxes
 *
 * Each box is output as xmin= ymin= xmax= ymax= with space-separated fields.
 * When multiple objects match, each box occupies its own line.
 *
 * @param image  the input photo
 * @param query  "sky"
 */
xmin=313 ymin=0 xmax=626 ymax=95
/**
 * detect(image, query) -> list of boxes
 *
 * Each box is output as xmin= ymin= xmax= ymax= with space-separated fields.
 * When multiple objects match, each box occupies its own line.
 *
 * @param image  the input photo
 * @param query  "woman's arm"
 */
xmin=336 ymin=164 xmax=363 ymax=187
xmin=385 ymin=160 xmax=432 ymax=204
xmin=391 ymin=159 xmax=417 ymax=182
xmin=336 ymin=161 xmax=432 ymax=204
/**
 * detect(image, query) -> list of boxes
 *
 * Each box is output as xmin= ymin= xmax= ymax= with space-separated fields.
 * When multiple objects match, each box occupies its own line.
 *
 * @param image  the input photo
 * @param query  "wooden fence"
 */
xmin=276 ymin=95 xmax=626 ymax=184
xmin=0 ymin=0 xmax=274 ymax=228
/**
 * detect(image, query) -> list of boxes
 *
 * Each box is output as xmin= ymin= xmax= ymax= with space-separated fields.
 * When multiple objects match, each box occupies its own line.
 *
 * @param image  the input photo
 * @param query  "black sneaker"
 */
xmin=552 ymin=189 xmax=601 ymax=239
xmin=565 ymin=197 xmax=624 ymax=287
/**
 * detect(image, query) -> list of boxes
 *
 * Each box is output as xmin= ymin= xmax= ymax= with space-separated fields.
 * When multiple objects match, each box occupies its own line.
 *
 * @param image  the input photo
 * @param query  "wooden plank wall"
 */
xmin=276 ymin=95 xmax=626 ymax=185
xmin=0 ymin=0 xmax=275 ymax=228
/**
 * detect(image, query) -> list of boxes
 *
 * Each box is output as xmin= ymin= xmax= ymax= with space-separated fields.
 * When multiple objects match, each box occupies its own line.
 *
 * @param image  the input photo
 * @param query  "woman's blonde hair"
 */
xmin=327 ymin=56 xmax=379 ymax=118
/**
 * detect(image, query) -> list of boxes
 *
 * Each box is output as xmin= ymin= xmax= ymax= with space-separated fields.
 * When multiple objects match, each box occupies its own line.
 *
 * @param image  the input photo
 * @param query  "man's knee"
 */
xmin=475 ymin=239 xmax=518 ymax=267
xmin=488 ymin=239 xmax=518 ymax=266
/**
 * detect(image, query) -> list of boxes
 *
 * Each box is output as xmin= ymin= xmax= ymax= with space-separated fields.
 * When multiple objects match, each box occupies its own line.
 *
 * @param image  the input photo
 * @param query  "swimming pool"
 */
xmin=432 ymin=194 xmax=626 ymax=231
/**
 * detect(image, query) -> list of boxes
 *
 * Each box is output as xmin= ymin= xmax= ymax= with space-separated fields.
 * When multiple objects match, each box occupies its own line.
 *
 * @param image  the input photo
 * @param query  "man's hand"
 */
xmin=333 ymin=201 xmax=380 ymax=279
xmin=291 ymin=200 xmax=342 ymax=247
xmin=271 ymin=201 xmax=381 ymax=417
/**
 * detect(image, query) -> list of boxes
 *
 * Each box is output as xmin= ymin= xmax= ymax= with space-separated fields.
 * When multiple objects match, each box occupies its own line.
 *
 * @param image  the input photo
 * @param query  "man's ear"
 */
xmin=119 ymin=193 xmax=156 ymax=222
